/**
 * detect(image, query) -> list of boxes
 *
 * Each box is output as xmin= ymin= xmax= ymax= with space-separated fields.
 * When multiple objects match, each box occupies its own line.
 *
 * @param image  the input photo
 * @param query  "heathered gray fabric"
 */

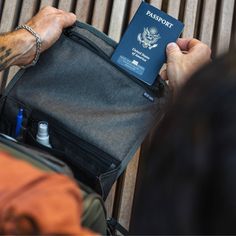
xmin=73 ymin=22 xmax=115 ymax=57
xmin=2 ymin=22 xmax=169 ymax=196
xmin=8 ymin=35 xmax=166 ymax=161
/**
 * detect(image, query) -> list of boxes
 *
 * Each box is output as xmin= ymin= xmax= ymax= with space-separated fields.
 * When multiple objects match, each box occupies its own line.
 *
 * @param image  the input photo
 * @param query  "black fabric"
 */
xmin=0 ymin=21 xmax=169 ymax=199
xmin=130 ymin=50 xmax=236 ymax=234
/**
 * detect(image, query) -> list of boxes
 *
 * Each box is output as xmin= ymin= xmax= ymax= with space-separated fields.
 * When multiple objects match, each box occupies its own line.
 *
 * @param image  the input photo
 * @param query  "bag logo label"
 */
xmin=143 ymin=92 xmax=154 ymax=102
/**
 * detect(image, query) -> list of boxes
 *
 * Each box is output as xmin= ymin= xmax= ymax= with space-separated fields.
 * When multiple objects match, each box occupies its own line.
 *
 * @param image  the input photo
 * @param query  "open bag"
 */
xmin=0 ymin=21 xmax=169 ymax=199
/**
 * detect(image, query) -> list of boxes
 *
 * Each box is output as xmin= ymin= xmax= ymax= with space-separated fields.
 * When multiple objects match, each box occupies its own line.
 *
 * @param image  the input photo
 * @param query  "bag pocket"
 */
xmin=0 ymin=98 xmax=120 ymax=198
xmin=27 ymin=113 xmax=120 ymax=198
xmin=64 ymin=29 xmax=165 ymax=98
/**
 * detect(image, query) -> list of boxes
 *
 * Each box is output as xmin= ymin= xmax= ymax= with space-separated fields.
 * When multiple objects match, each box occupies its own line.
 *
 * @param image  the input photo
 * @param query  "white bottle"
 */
xmin=36 ymin=121 xmax=52 ymax=148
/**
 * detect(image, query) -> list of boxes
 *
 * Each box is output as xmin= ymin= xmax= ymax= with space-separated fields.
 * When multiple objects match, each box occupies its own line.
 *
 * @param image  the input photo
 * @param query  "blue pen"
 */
xmin=15 ymin=108 xmax=23 ymax=138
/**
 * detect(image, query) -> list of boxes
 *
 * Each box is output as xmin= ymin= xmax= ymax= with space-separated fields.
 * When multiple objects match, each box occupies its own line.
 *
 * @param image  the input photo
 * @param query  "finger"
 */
xmin=176 ymin=38 xmax=201 ymax=51
xmin=187 ymin=41 xmax=212 ymax=62
xmin=57 ymin=9 xmax=66 ymax=14
xmin=188 ymin=38 xmax=202 ymax=49
xmin=176 ymin=38 xmax=191 ymax=51
xmin=58 ymin=12 xmax=77 ymax=28
xmin=166 ymin=42 xmax=182 ymax=63
xmin=160 ymin=70 xmax=168 ymax=81
xmin=188 ymin=40 xmax=211 ymax=54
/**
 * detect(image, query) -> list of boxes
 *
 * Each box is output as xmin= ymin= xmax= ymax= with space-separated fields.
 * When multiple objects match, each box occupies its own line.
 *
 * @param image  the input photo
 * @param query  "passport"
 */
xmin=111 ymin=2 xmax=184 ymax=85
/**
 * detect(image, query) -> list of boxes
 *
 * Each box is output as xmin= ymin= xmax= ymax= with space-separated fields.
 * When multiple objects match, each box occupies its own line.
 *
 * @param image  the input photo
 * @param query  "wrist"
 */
xmin=11 ymin=29 xmax=37 ymax=67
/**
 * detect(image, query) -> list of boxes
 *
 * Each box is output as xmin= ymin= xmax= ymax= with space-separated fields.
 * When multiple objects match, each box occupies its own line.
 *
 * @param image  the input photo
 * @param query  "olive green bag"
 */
xmin=0 ymin=135 xmax=107 ymax=235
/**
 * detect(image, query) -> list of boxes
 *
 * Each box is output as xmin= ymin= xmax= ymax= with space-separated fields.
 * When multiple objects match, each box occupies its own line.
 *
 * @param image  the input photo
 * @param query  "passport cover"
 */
xmin=111 ymin=2 xmax=184 ymax=85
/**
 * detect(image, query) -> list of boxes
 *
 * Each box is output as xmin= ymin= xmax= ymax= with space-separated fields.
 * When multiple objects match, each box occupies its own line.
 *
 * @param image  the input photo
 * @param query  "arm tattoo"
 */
xmin=0 ymin=46 xmax=12 ymax=70
xmin=0 ymin=46 xmax=6 ymax=52
xmin=0 ymin=31 xmax=35 ymax=71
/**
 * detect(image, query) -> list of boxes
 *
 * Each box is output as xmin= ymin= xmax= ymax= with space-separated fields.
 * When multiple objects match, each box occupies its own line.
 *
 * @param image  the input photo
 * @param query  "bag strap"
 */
xmin=107 ymin=217 xmax=129 ymax=235
xmin=0 ymin=68 xmax=10 ymax=96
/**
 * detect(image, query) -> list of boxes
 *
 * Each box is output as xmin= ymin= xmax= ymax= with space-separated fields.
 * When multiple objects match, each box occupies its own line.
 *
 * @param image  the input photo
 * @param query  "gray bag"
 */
xmin=0 ymin=22 xmax=169 ymax=199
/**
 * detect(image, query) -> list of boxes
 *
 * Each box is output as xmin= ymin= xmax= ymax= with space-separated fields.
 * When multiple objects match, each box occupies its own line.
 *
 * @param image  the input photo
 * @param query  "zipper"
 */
xmin=64 ymin=30 xmax=163 ymax=97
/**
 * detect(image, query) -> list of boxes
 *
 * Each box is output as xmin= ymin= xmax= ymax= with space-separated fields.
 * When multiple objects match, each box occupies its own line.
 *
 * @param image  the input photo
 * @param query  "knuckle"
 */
xmin=55 ymin=15 xmax=62 ymax=23
xmin=205 ymin=46 xmax=212 ymax=57
xmin=207 ymin=47 xmax=212 ymax=57
xmin=71 ymin=13 xmax=77 ymax=20
xmin=200 ymin=43 xmax=211 ymax=57
xmin=42 ymin=5 xmax=57 ymax=12
xmin=54 ymin=15 xmax=64 ymax=26
xmin=41 ymin=6 xmax=51 ymax=10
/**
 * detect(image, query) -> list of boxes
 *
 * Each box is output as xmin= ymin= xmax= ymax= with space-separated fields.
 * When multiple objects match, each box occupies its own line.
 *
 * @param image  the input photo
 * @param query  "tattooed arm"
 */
xmin=0 ymin=6 xmax=76 ymax=71
xmin=0 ymin=31 xmax=35 ymax=70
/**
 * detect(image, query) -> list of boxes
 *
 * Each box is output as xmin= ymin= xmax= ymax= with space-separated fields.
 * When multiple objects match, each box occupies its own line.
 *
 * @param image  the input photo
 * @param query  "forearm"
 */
xmin=0 ymin=6 xmax=76 ymax=72
xmin=0 ymin=30 xmax=35 ymax=71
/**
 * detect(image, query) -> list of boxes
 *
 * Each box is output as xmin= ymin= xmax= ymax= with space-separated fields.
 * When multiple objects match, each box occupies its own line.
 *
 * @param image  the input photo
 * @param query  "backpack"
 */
xmin=0 ymin=21 xmax=169 ymax=233
xmin=0 ymin=21 xmax=169 ymax=198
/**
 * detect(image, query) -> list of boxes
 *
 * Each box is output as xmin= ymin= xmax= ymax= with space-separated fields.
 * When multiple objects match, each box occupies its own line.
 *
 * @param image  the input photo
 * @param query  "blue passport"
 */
xmin=111 ymin=2 xmax=184 ymax=85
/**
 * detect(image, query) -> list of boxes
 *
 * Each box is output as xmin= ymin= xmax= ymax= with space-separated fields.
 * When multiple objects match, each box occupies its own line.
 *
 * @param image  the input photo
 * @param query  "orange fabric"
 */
xmin=0 ymin=150 xmax=98 ymax=235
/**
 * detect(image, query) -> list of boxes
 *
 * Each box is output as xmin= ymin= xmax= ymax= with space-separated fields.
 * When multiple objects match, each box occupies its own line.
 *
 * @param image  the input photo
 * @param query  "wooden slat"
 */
xmin=117 ymin=149 xmax=140 ymax=230
xmin=40 ymin=0 xmax=56 ymax=8
xmin=0 ymin=0 xmax=20 ymax=32
xmin=235 ymin=31 xmax=236 ymax=49
xmin=128 ymin=0 xmax=141 ymax=22
xmin=182 ymin=0 xmax=200 ymax=38
xmin=108 ymin=0 xmax=128 ymax=41
xmin=75 ymin=0 xmax=93 ymax=23
xmin=167 ymin=0 xmax=181 ymax=19
xmin=149 ymin=0 xmax=163 ymax=10
xmin=91 ymin=0 xmax=111 ymax=32
xmin=0 ymin=70 xmax=9 ymax=94
xmin=103 ymin=3 xmax=140 ymax=216
xmin=234 ymin=9 xmax=236 ymax=47
xmin=105 ymin=183 xmax=117 ymax=217
xmin=107 ymin=0 xmax=129 ymax=222
xmin=0 ymin=0 xmax=4 ymax=21
xmin=216 ymin=0 xmax=235 ymax=56
xmin=18 ymin=0 xmax=38 ymax=25
xmin=234 ymin=2 xmax=236 ymax=47
xmin=6 ymin=66 xmax=19 ymax=86
xmin=0 ymin=0 xmax=21 ymax=92
xmin=58 ymin=0 xmax=74 ymax=11
xmin=0 ymin=68 xmax=3 ymax=89
xmin=199 ymin=0 xmax=217 ymax=47
xmin=0 ymin=71 xmax=4 ymax=88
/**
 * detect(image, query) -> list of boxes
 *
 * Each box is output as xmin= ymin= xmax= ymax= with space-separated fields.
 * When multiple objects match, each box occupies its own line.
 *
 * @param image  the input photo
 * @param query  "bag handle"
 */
xmin=107 ymin=217 xmax=129 ymax=235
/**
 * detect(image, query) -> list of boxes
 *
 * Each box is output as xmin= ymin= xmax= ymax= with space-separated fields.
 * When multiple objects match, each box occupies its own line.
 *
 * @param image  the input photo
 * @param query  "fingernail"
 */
xmin=167 ymin=42 xmax=177 ymax=50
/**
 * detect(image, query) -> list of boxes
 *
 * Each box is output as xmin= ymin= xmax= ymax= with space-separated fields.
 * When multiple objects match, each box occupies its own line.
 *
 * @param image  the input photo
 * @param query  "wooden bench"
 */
xmin=0 ymin=0 xmax=235 ymax=231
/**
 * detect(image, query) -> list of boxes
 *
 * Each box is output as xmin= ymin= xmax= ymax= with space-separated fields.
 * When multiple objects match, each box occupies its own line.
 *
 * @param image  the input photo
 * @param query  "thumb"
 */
xmin=166 ymin=42 xmax=182 ymax=63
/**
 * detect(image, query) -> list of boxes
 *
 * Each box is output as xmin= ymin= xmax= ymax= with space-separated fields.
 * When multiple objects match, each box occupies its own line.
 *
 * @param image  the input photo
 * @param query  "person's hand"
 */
xmin=14 ymin=6 xmax=76 ymax=66
xmin=161 ymin=38 xmax=212 ymax=97
xmin=26 ymin=6 xmax=76 ymax=52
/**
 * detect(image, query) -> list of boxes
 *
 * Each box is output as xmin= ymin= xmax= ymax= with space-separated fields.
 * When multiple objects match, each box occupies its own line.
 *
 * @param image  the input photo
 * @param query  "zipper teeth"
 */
xmin=30 ymin=118 xmax=116 ymax=168
xmin=67 ymin=31 xmax=159 ymax=96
